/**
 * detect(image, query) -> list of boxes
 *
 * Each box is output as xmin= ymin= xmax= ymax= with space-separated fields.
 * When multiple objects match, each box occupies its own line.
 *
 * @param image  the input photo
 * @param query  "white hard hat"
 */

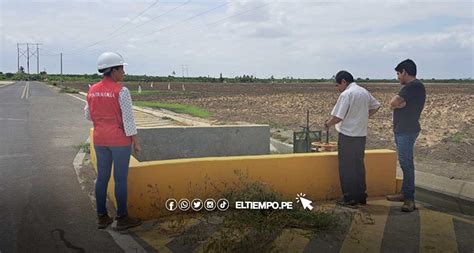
xmin=97 ymin=52 xmax=128 ymax=71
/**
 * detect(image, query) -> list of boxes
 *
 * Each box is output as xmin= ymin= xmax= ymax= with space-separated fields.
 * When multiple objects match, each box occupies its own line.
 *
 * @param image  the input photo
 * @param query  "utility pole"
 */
xmin=17 ymin=43 xmax=19 ymax=73
xmin=36 ymin=44 xmax=39 ymax=74
xmin=60 ymin=53 xmax=63 ymax=83
xmin=181 ymin=65 xmax=188 ymax=78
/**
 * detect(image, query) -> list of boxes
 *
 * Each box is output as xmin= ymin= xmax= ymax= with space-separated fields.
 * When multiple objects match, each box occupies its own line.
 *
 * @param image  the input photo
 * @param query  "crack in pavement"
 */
xmin=50 ymin=229 xmax=85 ymax=253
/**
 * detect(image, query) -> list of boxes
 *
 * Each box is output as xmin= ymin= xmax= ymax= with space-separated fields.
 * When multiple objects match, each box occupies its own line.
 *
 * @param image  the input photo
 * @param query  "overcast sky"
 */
xmin=1 ymin=0 xmax=473 ymax=79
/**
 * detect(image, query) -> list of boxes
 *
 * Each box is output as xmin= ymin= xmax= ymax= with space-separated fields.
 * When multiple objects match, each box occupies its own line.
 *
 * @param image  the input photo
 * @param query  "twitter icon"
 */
xmin=191 ymin=198 xmax=203 ymax=211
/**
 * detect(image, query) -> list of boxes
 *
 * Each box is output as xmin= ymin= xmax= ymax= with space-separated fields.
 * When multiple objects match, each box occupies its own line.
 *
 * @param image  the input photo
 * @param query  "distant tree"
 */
xmin=19 ymin=66 xmax=25 ymax=73
xmin=219 ymin=73 xmax=224 ymax=82
xmin=172 ymin=71 xmax=176 ymax=76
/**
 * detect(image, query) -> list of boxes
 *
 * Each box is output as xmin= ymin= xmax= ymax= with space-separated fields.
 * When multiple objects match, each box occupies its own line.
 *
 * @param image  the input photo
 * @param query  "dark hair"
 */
xmin=99 ymin=65 xmax=121 ymax=76
xmin=395 ymin=59 xmax=417 ymax=76
xmin=335 ymin=70 xmax=354 ymax=84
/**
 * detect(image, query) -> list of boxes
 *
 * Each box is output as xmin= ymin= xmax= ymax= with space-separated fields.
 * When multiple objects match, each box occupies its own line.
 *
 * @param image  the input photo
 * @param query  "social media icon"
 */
xmin=165 ymin=198 xmax=177 ymax=211
xmin=217 ymin=198 xmax=230 ymax=211
xmin=178 ymin=199 xmax=190 ymax=211
xmin=191 ymin=198 xmax=203 ymax=211
xmin=204 ymin=198 xmax=216 ymax=211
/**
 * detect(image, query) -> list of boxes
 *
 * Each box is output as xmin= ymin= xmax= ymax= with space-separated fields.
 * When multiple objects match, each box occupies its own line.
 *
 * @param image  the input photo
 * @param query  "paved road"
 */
xmin=0 ymin=81 xmax=122 ymax=252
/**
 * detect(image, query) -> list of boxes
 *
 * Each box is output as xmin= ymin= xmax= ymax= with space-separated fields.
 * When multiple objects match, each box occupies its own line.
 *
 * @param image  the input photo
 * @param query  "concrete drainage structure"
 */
xmin=135 ymin=125 xmax=270 ymax=161
xmin=89 ymin=127 xmax=398 ymax=220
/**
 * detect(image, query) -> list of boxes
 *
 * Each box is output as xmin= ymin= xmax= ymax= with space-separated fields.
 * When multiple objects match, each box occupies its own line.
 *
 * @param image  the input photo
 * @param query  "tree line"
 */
xmin=0 ymin=71 xmax=471 ymax=84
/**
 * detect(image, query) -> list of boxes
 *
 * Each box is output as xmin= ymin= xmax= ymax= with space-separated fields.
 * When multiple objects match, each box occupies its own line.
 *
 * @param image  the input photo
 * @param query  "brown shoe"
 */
xmin=386 ymin=193 xmax=404 ymax=202
xmin=115 ymin=216 xmax=142 ymax=231
xmin=97 ymin=214 xmax=113 ymax=229
xmin=401 ymin=200 xmax=416 ymax=212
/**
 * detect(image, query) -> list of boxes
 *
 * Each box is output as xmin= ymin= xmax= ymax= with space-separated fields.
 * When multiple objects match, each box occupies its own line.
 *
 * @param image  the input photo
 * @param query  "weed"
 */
xmin=451 ymin=132 xmax=464 ymax=143
xmin=60 ymin=87 xmax=79 ymax=94
xmin=73 ymin=142 xmax=90 ymax=154
xmin=203 ymin=170 xmax=338 ymax=252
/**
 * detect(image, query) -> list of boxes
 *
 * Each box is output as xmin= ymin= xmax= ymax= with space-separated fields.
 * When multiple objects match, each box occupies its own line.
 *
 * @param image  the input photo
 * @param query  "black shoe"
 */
xmin=97 ymin=214 xmax=113 ymax=229
xmin=336 ymin=199 xmax=359 ymax=209
xmin=115 ymin=215 xmax=142 ymax=231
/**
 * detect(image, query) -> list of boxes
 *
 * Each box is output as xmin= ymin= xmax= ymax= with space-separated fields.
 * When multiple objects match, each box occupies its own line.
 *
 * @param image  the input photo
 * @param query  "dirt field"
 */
xmin=65 ymin=81 xmax=474 ymax=166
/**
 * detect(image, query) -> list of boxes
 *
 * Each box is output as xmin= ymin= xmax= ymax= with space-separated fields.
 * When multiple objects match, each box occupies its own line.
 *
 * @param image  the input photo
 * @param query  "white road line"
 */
xmin=0 ymin=117 xmax=27 ymax=121
xmin=20 ymin=81 xmax=30 ymax=99
xmin=25 ymin=81 xmax=30 ymax=99
xmin=0 ymin=154 xmax=32 ymax=159
xmin=0 ymin=83 xmax=14 ymax=88
xmin=66 ymin=93 xmax=87 ymax=103
xmin=20 ymin=82 xmax=27 ymax=99
xmin=0 ymin=81 xmax=15 ymax=88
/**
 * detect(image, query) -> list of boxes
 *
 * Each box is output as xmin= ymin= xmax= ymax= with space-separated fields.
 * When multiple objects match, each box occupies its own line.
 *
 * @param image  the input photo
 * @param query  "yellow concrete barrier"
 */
xmin=89 ymin=129 xmax=397 ymax=220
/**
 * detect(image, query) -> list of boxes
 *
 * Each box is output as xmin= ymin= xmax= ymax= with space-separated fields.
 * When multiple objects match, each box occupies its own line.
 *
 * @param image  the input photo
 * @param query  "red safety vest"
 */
xmin=87 ymin=76 xmax=132 ymax=146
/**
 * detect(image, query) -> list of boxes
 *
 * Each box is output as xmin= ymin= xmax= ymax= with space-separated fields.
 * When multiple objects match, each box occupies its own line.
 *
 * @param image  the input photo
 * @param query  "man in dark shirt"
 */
xmin=386 ymin=59 xmax=426 ymax=212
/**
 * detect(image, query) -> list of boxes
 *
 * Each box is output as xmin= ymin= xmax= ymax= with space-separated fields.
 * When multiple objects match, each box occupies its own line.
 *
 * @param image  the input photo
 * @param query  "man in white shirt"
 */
xmin=324 ymin=70 xmax=381 ymax=207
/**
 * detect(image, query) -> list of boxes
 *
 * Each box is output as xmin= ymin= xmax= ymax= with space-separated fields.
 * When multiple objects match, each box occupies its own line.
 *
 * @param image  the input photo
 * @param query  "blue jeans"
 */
xmin=94 ymin=145 xmax=131 ymax=217
xmin=394 ymin=132 xmax=419 ymax=201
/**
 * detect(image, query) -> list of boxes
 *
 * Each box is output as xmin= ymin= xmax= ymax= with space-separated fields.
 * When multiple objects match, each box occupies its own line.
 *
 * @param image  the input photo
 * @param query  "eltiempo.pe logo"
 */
xmin=165 ymin=194 xmax=313 ymax=212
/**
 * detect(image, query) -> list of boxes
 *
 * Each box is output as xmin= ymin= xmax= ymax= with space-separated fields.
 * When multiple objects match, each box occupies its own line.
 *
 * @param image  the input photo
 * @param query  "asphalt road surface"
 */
xmin=0 ymin=81 xmax=122 ymax=252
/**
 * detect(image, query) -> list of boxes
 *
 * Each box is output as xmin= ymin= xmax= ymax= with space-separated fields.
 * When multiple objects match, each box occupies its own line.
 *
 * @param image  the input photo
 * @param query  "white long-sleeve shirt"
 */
xmin=84 ymin=87 xmax=137 ymax=137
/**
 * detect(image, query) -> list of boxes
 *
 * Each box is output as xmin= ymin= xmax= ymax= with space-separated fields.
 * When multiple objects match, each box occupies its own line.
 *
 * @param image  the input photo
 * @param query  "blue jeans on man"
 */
xmin=394 ymin=132 xmax=419 ymax=201
xmin=94 ymin=146 xmax=131 ymax=217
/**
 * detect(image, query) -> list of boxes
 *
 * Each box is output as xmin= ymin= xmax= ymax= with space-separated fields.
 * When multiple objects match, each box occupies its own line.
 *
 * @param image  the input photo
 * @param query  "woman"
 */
xmin=84 ymin=52 xmax=142 ymax=230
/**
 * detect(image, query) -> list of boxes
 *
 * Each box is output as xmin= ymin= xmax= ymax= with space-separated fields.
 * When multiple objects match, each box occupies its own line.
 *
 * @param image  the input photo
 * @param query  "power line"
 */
xmin=206 ymin=2 xmax=270 ymax=27
xmin=33 ymin=1 xmax=267 ymax=64
xmin=66 ymin=0 xmax=190 ymax=54
xmin=140 ymin=1 xmax=229 ymax=42
xmin=117 ymin=0 xmax=191 ymax=36
xmin=105 ymin=0 xmax=159 ymax=37
xmin=141 ymin=2 xmax=271 ymax=46
xmin=71 ymin=1 xmax=226 ymax=53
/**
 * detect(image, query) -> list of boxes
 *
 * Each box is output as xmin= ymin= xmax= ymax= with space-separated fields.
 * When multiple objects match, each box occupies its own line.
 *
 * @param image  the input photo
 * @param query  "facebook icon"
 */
xmin=165 ymin=198 xmax=178 ymax=211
